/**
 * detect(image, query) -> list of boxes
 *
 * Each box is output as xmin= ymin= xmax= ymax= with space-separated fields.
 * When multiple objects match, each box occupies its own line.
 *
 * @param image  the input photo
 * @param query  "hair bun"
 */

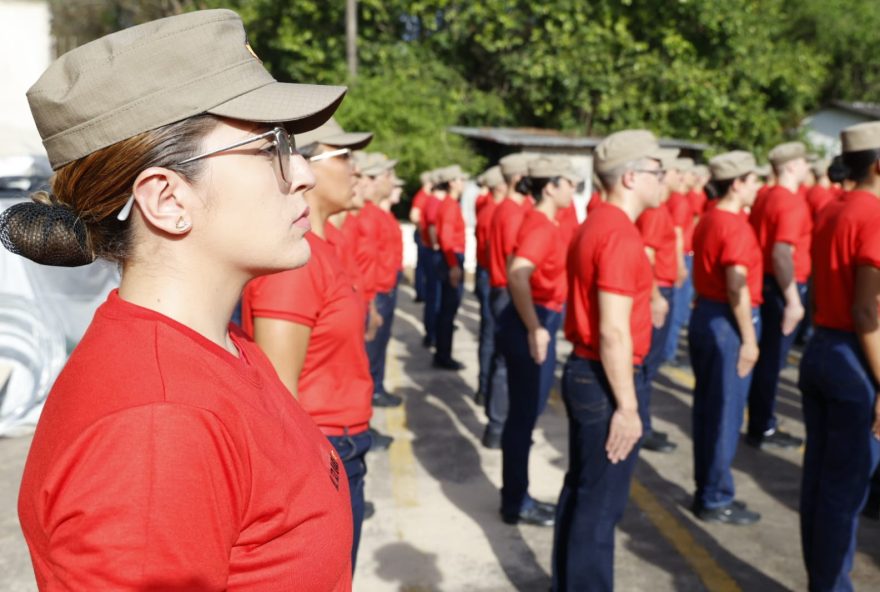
xmin=0 ymin=201 xmax=94 ymax=267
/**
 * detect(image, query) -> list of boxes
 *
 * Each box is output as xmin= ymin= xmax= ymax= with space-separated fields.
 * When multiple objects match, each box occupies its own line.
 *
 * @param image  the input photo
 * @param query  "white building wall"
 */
xmin=802 ymin=108 xmax=872 ymax=157
xmin=0 ymin=0 xmax=51 ymax=160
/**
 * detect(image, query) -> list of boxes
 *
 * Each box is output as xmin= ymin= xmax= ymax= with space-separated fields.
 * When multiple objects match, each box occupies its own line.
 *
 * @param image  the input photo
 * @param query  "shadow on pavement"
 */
xmin=373 ymin=542 xmax=443 ymax=591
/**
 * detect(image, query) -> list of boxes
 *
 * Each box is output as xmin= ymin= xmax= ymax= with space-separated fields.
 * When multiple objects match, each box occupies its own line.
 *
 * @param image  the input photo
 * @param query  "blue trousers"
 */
xmin=366 ymin=276 xmax=399 ymax=396
xmin=414 ymin=228 xmax=428 ymax=301
xmin=486 ymin=288 xmax=512 ymax=435
xmin=326 ymin=430 xmax=373 ymax=571
xmin=422 ymin=250 xmax=442 ymax=345
xmin=475 ymin=266 xmax=494 ymax=396
xmin=641 ymin=286 xmax=675 ymax=435
xmin=688 ymin=299 xmax=761 ymax=509
xmin=435 ymin=254 xmax=464 ymax=363
xmin=498 ymin=303 xmax=562 ymax=516
xmin=552 ymin=356 xmax=643 ymax=592
xmin=747 ymin=276 xmax=808 ymax=438
xmin=799 ymin=329 xmax=880 ymax=592
xmin=663 ymin=253 xmax=694 ymax=361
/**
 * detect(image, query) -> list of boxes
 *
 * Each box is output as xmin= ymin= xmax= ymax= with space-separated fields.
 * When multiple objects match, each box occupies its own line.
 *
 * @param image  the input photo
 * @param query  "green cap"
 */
xmin=28 ymin=9 xmax=347 ymax=169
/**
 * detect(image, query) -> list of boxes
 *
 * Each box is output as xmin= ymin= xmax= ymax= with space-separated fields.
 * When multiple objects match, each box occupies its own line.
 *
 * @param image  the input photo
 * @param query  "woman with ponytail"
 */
xmin=5 ymin=10 xmax=354 ymax=591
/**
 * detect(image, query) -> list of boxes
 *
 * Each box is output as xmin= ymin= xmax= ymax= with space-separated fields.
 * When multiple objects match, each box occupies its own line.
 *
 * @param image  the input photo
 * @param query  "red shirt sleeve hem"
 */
xmin=249 ymin=308 xmax=317 ymax=328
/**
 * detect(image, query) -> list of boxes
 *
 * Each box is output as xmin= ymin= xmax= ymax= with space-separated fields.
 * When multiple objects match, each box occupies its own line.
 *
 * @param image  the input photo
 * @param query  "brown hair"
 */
xmin=1 ymin=115 xmax=219 ymax=266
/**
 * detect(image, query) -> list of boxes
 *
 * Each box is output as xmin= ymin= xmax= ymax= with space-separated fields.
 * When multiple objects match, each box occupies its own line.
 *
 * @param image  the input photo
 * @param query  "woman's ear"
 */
xmin=131 ymin=167 xmax=194 ymax=235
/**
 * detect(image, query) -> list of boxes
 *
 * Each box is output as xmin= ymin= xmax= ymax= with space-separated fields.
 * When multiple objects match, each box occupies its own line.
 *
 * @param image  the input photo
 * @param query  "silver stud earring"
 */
xmin=175 ymin=216 xmax=189 ymax=231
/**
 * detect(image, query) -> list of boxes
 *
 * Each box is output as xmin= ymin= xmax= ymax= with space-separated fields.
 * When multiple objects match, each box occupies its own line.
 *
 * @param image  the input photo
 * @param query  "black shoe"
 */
xmin=372 ymin=391 xmax=403 ymax=408
xmin=474 ymin=389 xmax=486 ymax=406
xmin=532 ymin=499 xmax=557 ymax=514
xmin=368 ymin=427 xmax=394 ymax=450
xmin=694 ymin=502 xmax=761 ymax=525
xmin=482 ymin=427 xmax=502 ymax=450
xmin=642 ymin=431 xmax=677 ymax=453
xmin=501 ymin=503 xmax=556 ymax=527
xmin=433 ymin=357 xmax=464 ymax=371
xmin=414 ymin=296 xmax=424 ymax=303
xmin=422 ymin=335 xmax=434 ymax=348
xmin=746 ymin=428 xmax=803 ymax=450
xmin=364 ymin=501 xmax=375 ymax=520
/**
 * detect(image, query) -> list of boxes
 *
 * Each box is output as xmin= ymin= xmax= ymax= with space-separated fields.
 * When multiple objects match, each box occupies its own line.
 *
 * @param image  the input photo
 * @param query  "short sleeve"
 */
xmin=857 ymin=216 xmax=880 ymax=269
xmin=596 ymin=232 xmax=644 ymax=297
xmin=667 ymin=195 xmax=692 ymax=228
xmin=718 ymin=219 xmax=752 ymax=268
xmin=41 ymin=404 xmax=245 ymax=591
xmin=501 ymin=208 xmax=526 ymax=256
xmin=246 ymin=264 xmax=323 ymax=328
xmin=514 ymin=217 xmax=552 ymax=267
xmin=772 ymin=198 xmax=807 ymax=246
xmin=636 ymin=210 xmax=664 ymax=250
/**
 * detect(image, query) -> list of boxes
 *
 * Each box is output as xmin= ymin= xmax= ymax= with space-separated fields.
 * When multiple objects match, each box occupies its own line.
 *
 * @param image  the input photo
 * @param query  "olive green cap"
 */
xmin=28 ymin=9 xmax=346 ymax=170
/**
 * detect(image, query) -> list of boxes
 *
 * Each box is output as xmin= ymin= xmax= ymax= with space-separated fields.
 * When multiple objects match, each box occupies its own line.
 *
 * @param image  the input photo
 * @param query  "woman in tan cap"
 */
xmin=689 ymin=151 xmax=763 ymax=526
xmin=799 ymin=121 xmax=880 ymax=591
xmin=4 ymin=10 xmax=353 ymax=591
xmin=242 ymin=119 xmax=378 ymax=571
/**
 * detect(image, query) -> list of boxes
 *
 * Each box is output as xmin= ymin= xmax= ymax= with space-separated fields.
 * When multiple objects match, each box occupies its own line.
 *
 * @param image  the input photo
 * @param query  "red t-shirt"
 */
xmin=18 ymin=291 xmax=352 ymax=591
xmin=565 ymin=203 xmax=653 ymax=364
xmin=748 ymin=185 xmax=812 ymax=283
xmin=353 ymin=201 xmax=386 ymax=302
xmin=637 ymin=205 xmax=678 ymax=287
xmin=513 ymin=210 xmax=567 ymax=311
xmin=806 ymin=185 xmax=836 ymax=222
xmin=488 ymin=197 xmax=530 ymax=288
xmin=555 ymin=202 xmax=580 ymax=247
xmin=326 ymin=222 xmax=363 ymax=295
xmin=419 ymin=194 xmax=442 ymax=246
xmin=376 ymin=209 xmax=403 ymax=293
xmin=436 ymin=196 xmax=466 ymax=268
xmin=688 ymin=189 xmax=708 ymax=216
xmin=666 ymin=191 xmax=695 ymax=253
xmin=411 ymin=188 xmax=429 ymax=213
xmin=475 ymin=197 xmax=500 ymax=270
xmin=587 ymin=191 xmax=603 ymax=214
xmin=475 ymin=191 xmax=492 ymax=215
xmin=812 ymin=190 xmax=880 ymax=331
xmin=692 ymin=208 xmax=764 ymax=305
xmin=243 ymin=232 xmax=373 ymax=435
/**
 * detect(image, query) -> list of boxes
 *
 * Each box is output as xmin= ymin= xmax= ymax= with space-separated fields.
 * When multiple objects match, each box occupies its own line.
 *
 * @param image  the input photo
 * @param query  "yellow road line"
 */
xmin=630 ymin=480 xmax=741 ymax=592
xmin=385 ymin=337 xmax=420 ymax=508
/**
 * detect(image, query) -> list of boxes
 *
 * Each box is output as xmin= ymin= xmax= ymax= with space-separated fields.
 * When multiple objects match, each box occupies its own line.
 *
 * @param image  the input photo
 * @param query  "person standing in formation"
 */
xmin=410 ymin=171 xmax=434 ymax=303
xmin=484 ymin=152 xmax=534 ymax=449
xmin=799 ymin=121 xmax=880 ymax=591
xmin=499 ymin=156 xmax=581 ymax=527
xmin=553 ymin=130 xmax=666 ymax=592
xmin=746 ymin=141 xmax=811 ymax=450
xmin=420 ymin=171 xmax=443 ymax=348
xmin=663 ymin=158 xmax=696 ymax=365
xmin=243 ymin=118 xmax=378 ymax=571
xmin=689 ymin=151 xmax=764 ymax=525
xmin=12 ymin=9 xmax=356 ymax=590
xmin=474 ymin=166 xmax=508 ymax=404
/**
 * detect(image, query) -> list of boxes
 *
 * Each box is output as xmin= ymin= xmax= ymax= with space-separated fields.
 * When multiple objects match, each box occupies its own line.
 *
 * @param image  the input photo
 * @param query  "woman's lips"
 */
xmin=293 ymin=207 xmax=311 ymax=230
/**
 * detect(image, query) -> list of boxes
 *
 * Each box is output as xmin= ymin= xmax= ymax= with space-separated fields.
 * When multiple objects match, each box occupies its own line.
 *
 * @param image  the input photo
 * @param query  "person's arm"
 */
xmin=852 ymin=265 xmax=880 ymax=439
xmin=725 ymin=265 xmax=760 ymax=377
xmin=508 ymin=256 xmax=549 ymax=364
xmin=598 ymin=290 xmax=642 ymax=463
xmin=644 ymin=246 xmax=669 ymax=328
xmin=674 ymin=227 xmax=688 ymax=286
xmin=409 ymin=206 xmax=422 ymax=225
xmin=771 ymin=242 xmax=805 ymax=335
xmin=252 ymin=317 xmax=311 ymax=398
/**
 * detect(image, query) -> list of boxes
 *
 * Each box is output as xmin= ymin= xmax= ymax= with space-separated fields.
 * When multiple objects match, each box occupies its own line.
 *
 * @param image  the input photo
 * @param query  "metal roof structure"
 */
xmin=448 ymin=126 xmax=710 ymax=152
xmin=829 ymin=100 xmax=880 ymax=120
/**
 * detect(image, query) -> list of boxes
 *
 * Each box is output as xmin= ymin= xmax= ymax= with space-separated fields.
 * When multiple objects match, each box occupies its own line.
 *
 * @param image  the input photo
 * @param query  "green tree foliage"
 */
xmin=48 ymin=0 xmax=869 ymax=182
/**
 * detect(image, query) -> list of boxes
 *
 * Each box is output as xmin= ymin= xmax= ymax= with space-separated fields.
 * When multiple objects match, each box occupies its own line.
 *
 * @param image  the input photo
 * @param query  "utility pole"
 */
xmin=346 ymin=0 xmax=357 ymax=80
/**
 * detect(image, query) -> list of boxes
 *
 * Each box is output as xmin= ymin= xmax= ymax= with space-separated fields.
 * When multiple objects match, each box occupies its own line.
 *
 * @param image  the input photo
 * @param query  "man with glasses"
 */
xmin=553 ymin=130 xmax=667 ymax=592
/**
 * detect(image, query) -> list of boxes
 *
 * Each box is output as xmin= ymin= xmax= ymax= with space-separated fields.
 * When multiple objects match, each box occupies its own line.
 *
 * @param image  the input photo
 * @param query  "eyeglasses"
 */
xmin=117 ymin=127 xmax=296 ymax=221
xmin=308 ymin=147 xmax=352 ymax=163
xmin=633 ymin=168 xmax=666 ymax=180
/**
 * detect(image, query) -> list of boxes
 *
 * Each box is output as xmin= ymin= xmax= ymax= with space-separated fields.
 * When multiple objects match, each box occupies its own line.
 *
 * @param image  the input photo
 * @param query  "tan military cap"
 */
xmin=672 ymin=157 xmax=695 ymax=172
xmin=755 ymin=163 xmax=772 ymax=178
xmin=658 ymin=148 xmax=680 ymax=170
xmin=295 ymin=117 xmax=372 ymax=150
xmin=361 ymin=152 xmax=398 ymax=177
xmin=528 ymin=156 xmax=583 ymax=184
xmin=499 ymin=153 xmax=532 ymax=177
xmin=28 ymin=9 xmax=346 ymax=169
xmin=434 ymin=165 xmax=468 ymax=184
xmin=709 ymin=151 xmax=758 ymax=181
xmin=768 ymin=142 xmax=807 ymax=167
xmin=594 ymin=130 xmax=667 ymax=173
xmin=811 ymin=157 xmax=831 ymax=178
xmin=693 ymin=164 xmax=710 ymax=178
xmin=482 ymin=165 xmax=504 ymax=189
xmin=841 ymin=121 xmax=880 ymax=153
xmin=420 ymin=171 xmax=433 ymax=186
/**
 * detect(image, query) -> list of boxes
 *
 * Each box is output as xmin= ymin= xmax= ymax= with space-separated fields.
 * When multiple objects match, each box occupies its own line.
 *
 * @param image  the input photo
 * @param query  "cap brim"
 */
xmin=656 ymin=148 xmax=680 ymax=170
xmin=207 ymin=82 xmax=347 ymax=134
xmin=755 ymin=164 xmax=772 ymax=177
xmin=322 ymin=131 xmax=373 ymax=150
